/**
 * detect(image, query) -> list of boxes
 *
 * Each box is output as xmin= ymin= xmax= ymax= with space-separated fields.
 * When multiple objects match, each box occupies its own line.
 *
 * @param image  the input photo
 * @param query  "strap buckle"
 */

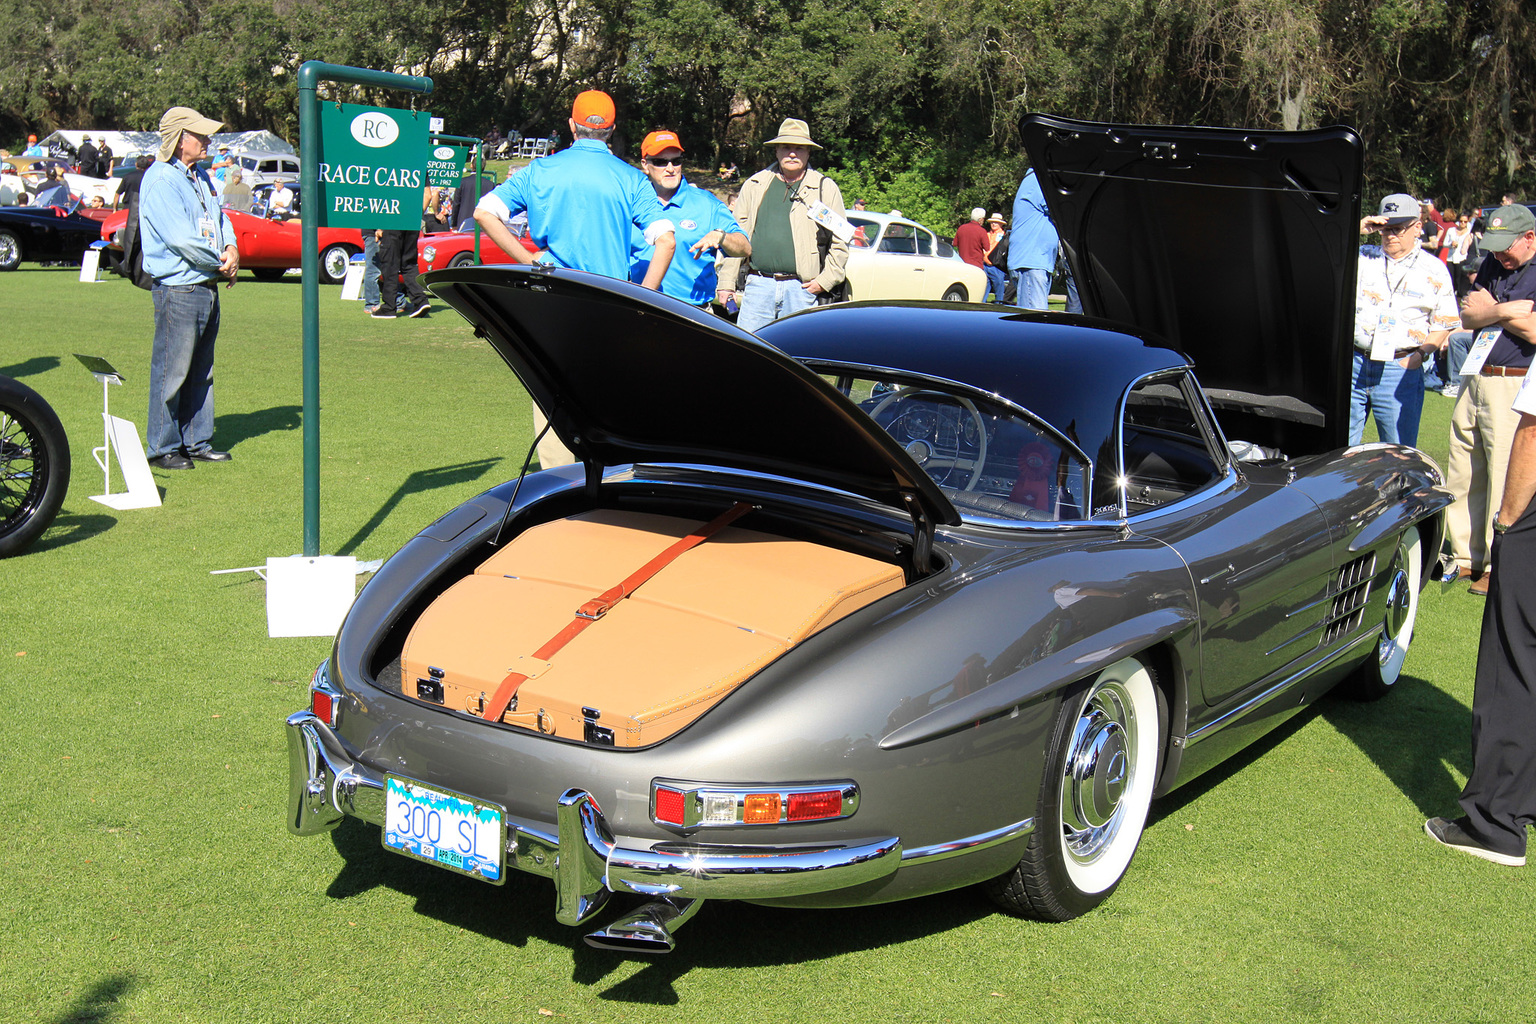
xmin=576 ymin=597 xmax=613 ymax=621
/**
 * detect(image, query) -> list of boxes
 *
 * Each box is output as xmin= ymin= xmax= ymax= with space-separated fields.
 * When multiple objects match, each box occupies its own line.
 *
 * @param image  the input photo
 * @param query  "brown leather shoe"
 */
xmin=1470 ymin=573 xmax=1491 ymax=597
xmin=1445 ymin=565 xmax=1482 ymax=583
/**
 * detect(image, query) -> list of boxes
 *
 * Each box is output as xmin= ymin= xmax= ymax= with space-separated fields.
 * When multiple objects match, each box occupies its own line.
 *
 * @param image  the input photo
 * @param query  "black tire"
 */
xmin=447 ymin=251 xmax=477 ymax=269
xmin=1346 ymin=531 xmax=1422 ymax=701
xmin=0 ymin=375 xmax=71 ymax=557
xmin=942 ymin=285 xmax=967 ymax=302
xmin=985 ymin=656 xmax=1161 ymax=921
xmin=251 ymin=267 xmax=286 ymax=281
xmin=320 ymin=243 xmax=356 ymax=285
xmin=0 ymin=229 xmax=21 ymax=271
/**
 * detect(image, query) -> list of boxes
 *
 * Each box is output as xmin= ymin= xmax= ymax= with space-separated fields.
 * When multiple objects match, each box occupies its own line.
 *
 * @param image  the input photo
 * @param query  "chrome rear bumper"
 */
xmin=286 ymin=711 xmax=903 ymax=926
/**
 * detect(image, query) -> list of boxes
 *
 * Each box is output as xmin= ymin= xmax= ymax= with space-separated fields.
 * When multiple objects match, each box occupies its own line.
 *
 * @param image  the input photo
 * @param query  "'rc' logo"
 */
xmin=351 ymin=112 xmax=400 ymax=149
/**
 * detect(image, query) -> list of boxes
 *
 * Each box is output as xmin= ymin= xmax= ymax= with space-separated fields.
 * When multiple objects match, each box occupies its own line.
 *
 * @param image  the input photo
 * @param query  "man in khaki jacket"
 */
xmin=719 ymin=118 xmax=849 ymax=333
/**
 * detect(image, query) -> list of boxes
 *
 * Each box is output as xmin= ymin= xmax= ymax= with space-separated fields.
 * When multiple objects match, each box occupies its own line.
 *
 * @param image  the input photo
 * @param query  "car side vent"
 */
xmin=1324 ymin=553 xmax=1377 ymax=645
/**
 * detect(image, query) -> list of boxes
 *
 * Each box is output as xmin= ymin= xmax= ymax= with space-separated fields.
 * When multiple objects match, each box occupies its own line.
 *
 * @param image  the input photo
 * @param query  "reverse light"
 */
xmin=650 ymin=780 xmax=858 ymax=830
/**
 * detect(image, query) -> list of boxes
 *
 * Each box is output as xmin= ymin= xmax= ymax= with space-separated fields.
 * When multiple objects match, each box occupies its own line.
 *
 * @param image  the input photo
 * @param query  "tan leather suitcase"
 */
xmin=400 ymin=509 xmax=904 ymax=746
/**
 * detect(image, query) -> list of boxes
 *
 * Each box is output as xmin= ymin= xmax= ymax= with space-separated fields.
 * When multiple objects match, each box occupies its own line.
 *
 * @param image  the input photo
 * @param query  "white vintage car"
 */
xmin=843 ymin=211 xmax=990 ymax=303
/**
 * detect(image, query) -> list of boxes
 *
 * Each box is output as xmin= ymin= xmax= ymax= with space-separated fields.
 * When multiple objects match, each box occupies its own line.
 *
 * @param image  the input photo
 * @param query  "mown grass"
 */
xmin=1 ymin=266 xmax=1527 ymax=1023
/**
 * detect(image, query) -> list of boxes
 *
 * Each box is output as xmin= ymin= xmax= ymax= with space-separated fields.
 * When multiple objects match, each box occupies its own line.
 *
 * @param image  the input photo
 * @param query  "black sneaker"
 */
xmin=1424 ymin=816 xmax=1525 ymax=866
xmin=370 ymin=307 xmax=396 ymax=319
xmin=406 ymin=300 xmax=430 ymax=318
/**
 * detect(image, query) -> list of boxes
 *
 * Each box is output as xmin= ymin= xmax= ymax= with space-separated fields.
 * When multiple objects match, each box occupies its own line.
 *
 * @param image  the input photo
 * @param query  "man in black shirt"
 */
xmin=1443 ymin=204 xmax=1536 ymax=595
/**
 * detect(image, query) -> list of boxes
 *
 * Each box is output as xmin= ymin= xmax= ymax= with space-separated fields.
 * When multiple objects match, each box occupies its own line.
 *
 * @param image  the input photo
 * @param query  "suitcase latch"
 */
xmin=583 ymin=706 xmax=614 ymax=746
xmin=416 ymin=666 xmax=446 ymax=704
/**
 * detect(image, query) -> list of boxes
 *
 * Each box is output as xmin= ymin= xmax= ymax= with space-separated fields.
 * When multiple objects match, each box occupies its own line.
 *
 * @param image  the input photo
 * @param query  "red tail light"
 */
xmin=311 ymin=688 xmax=334 ymax=726
xmin=787 ymin=790 xmax=844 ymax=821
xmin=654 ymin=786 xmax=685 ymax=825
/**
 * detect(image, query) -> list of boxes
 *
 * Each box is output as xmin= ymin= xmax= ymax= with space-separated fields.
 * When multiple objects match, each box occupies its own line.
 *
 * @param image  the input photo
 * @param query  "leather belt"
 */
xmin=749 ymin=270 xmax=800 ymax=281
xmin=1480 ymin=365 xmax=1528 ymax=377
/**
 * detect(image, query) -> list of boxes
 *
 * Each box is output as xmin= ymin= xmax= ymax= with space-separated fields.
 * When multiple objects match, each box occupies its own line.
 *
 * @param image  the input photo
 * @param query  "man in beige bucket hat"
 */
xmin=719 ymin=117 xmax=849 ymax=332
xmin=139 ymin=106 xmax=240 ymax=470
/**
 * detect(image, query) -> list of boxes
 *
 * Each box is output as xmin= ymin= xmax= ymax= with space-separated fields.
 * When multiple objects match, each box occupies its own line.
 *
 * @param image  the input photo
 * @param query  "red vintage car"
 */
xmin=418 ymin=229 xmax=539 ymax=273
xmin=99 ymin=185 xmax=364 ymax=283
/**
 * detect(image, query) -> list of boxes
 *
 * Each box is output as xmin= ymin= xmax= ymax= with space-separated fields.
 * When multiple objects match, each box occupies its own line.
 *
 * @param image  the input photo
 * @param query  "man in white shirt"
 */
xmin=1348 ymin=193 xmax=1459 ymax=447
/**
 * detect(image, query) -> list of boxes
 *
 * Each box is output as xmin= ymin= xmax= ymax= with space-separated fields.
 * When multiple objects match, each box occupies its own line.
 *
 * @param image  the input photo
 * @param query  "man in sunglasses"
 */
xmin=632 ymin=129 xmax=749 ymax=311
xmin=1349 ymin=193 xmax=1459 ymax=448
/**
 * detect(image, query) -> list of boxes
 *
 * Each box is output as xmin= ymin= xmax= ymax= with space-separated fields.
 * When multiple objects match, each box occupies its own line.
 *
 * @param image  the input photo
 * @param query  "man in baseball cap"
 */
xmin=1440 ymin=202 xmax=1536 ymax=595
xmin=632 ymin=129 xmax=749 ymax=310
xmin=473 ymin=88 xmax=676 ymax=468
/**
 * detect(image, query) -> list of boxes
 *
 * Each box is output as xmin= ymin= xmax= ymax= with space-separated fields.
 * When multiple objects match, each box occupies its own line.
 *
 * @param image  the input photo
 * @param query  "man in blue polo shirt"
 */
xmin=473 ymin=90 xmax=676 ymax=286
xmin=473 ymin=90 xmax=677 ymax=469
xmin=630 ymin=129 xmax=749 ymax=310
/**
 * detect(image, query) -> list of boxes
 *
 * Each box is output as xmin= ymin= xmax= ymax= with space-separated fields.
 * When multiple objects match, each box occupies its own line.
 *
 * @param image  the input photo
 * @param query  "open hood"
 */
xmin=425 ymin=265 xmax=959 ymax=528
xmin=1021 ymin=114 xmax=1362 ymax=452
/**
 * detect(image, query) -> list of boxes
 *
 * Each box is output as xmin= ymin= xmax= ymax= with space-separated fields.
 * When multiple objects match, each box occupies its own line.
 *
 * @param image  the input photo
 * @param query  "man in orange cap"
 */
xmin=474 ymin=89 xmax=677 ymax=468
xmin=632 ymin=128 xmax=749 ymax=309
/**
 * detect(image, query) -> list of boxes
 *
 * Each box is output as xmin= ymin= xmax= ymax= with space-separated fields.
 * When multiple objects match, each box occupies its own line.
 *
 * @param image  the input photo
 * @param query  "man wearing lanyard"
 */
xmin=630 ymin=129 xmax=750 ymax=310
xmin=1442 ymin=204 xmax=1536 ymax=594
xmin=139 ymin=106 xmax=239 ymax=471
xmin=1348 ymin=193 xmax=1459 ymax=449
xmin=1425 ymin=360 xmax=1536 ymax=866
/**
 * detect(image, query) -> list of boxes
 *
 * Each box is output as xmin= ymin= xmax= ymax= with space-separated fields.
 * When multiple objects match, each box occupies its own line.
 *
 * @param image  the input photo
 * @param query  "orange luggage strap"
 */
xmin=479 ymin=502 xmax=753 ymax=723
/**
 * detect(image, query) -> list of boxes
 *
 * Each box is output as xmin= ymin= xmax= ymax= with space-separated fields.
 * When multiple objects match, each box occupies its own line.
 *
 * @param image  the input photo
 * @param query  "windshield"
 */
xmin=820 ymin=373 xmax=1091 ymax=523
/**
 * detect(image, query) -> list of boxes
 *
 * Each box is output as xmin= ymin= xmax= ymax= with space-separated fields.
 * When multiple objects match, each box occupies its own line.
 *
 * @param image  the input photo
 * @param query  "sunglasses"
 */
xmin=1381 ymin=221 xmax=1421 ymax=236
xmin=647 ymin=156 xmax=684 ymax=167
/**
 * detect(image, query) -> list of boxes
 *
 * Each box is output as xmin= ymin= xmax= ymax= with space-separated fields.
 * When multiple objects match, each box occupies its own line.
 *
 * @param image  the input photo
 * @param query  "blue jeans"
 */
xmin=148 ymin=282 xmax=219 ymax=458
xmin=984 ymin=265 xmax=1007 ymax=303
xmin=1062 ymin=265 xmax=1082 ymax=314
xmin=1011 ymin=268 xmax=1052 ymax=310
xmin=1349 ymin=350 xmax=1425 ymax=447
xmin=362 ymin=231 xmax=381 ymax=308
xmin=737 ymin=275 xmax=816 ymax=333
xmin=1423 ymin=330 xmax=1475 ymax=390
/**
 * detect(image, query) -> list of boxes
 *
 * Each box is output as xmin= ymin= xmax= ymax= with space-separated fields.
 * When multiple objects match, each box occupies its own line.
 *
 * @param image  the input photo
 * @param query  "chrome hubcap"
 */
xmin=1380 ymin=566 xmax=1410 ymax=662
xmin=1062 ymin=684 xmax=1137 ymax=863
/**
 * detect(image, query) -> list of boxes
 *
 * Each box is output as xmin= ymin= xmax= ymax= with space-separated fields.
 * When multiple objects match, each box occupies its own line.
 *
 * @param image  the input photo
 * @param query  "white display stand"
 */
xmin=75 ymin=354 xmax=161 ymax=510
xmin=263 ymin=555 xmax=358 ymax=637
xmin=340 ymin=253 xmax=366 ymax=301
xmin=78 ymin=241 xmax=109 ymax=283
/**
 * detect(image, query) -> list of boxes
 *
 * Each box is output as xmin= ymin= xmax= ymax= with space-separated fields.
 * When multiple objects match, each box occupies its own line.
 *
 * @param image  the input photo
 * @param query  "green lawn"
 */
xmin=1 ymin=266 xmax=1525 ymax=1023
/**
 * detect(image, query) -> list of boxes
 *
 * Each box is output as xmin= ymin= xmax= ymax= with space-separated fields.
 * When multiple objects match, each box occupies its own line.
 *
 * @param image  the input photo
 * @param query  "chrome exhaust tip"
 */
xmin=583 ymin=896 xmax=701 ymax=955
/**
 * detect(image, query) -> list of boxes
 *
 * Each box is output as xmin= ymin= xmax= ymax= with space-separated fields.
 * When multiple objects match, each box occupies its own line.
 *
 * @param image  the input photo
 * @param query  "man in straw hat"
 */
xmin=719 ymin=117 xmax=850 ymax=333
xmin=474 ymin=88 xmax=677 ymax=469
xmin=138 ymin=105 xmax=239 ymax=470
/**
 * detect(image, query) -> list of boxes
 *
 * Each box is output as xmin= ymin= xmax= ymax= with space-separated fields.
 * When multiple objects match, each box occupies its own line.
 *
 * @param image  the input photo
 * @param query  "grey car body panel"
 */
xmin=289 ymin=119 xmax=1449 ymax=938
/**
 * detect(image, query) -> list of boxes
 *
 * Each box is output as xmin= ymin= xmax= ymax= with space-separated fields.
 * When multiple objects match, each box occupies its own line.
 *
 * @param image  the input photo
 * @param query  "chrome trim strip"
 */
xmin=1185 ymin=630 xmax=1377 ymax=747
xmin=899 ymin=817 xmax=1035 ymax=864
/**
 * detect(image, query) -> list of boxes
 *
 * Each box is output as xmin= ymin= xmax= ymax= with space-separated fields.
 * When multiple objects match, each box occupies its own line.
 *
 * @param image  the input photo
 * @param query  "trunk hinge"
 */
xmin=903 ymin=492 xmax=934 ymax=576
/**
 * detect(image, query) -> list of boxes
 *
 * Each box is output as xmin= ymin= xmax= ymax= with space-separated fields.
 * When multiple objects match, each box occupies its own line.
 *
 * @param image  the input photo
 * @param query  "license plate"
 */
xmin=383 ymin=776 xmax=505 ymax=884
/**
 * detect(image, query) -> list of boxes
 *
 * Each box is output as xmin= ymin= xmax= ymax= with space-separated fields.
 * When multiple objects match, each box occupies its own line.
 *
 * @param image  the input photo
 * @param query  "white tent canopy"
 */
xmin=38 ymin=129 xmax=295 ymax=162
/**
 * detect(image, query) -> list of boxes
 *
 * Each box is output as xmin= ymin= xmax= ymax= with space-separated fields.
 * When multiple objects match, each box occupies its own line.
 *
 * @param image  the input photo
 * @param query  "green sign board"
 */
xmin=316 ymin=102 xmax=430 ymax=228
xmin=426 ymin=142 xmax=470 ymax=188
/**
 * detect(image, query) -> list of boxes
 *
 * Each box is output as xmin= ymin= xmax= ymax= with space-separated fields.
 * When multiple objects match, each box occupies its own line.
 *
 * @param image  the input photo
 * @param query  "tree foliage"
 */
xmin=2 ymin=0 xmax=1531 ymax=228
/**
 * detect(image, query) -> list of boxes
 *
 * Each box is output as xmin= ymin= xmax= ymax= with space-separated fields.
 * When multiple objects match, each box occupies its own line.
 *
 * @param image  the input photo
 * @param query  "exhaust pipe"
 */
xmin=584 ymin=896 xmax=702 ymax=954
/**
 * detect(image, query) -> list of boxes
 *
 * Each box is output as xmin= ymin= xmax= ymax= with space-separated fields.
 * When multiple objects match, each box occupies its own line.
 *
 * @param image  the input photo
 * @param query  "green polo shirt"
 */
xmin=750 ymin=177 xmax=800 ymax=277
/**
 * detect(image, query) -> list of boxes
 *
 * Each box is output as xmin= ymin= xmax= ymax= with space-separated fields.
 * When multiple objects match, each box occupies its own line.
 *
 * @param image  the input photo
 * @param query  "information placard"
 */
xmin=316 ymin=102 xmax=430 ymax=228
xmin=426 ymin=143 xmax=470 ymax=188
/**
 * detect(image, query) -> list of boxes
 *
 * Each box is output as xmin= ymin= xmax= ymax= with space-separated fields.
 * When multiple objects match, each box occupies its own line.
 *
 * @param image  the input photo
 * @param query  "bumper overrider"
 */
xmin=286 ymin=710 xmax=903 ymax=952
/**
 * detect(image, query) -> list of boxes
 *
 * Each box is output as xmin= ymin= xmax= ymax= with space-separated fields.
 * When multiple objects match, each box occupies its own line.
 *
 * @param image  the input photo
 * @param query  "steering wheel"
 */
xmin=869 ymin=386 xmax=989 ymax=490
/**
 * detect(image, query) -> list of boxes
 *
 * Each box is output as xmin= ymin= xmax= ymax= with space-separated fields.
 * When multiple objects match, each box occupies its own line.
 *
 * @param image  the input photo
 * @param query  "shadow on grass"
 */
xmin=50 ymin=972 xmax=137 ymax=1023
xmin=334 ymin=458 xmax=502 ymax=556
xmin=30 ymin=511 xmax=118 ymax=555
xmin=1320 ymin=673 xmax=1471 ymax=818
xmin=325 ymin=817 xmax=994 ymax=999
xmin=213 ymin=404 xmax=302 ymax=449
xmin=1 ymin=355 xmax=61 ymax=378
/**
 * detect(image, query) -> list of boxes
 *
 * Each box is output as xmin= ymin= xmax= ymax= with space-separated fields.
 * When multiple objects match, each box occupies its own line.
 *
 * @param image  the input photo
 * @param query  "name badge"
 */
xmin=806 ymin=200 xmax=856 ymax=243
xmin=1370 ymin=312 xmax=1407 ymax=362
xmin=1459 ymin=327 xmax=1504 ymax=376
xmin=198 ymin=215 xmax=216 ymax=243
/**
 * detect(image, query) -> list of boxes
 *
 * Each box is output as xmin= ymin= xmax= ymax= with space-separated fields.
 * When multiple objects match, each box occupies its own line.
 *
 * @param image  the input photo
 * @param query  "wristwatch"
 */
xmin=1493 ymin=514 xmax=1512 ymax=534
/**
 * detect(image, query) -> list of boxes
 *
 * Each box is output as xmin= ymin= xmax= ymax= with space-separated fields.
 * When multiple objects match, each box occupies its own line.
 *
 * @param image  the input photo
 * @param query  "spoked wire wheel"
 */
xmin=0 ymin=375 xmax=71 ymax=557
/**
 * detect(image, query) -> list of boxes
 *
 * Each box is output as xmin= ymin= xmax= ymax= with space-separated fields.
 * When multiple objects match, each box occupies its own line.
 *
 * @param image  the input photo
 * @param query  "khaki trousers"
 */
xmin=531 ymin=402 xmax=575 ymax=469
xmin=1445 ymin=374 xmax=1524 ymax=573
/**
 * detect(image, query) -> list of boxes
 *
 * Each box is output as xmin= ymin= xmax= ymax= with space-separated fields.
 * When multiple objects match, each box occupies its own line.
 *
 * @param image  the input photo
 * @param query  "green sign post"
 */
xmin=298 ymin=62 xmax=432 ymax=557
xmin=315 ymin=102 xmax=431 ymax=229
